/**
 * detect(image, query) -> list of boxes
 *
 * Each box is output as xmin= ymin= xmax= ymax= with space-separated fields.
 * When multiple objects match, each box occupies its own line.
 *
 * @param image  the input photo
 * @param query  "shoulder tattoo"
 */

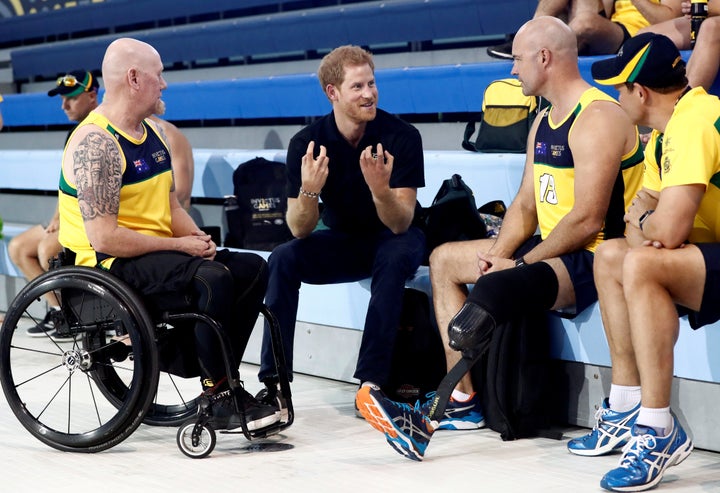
xmin=72 ymin=131 xmax=122 ymax=221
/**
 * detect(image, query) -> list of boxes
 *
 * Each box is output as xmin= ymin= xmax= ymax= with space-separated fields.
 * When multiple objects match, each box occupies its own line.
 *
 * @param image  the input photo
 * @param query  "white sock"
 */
xmin=451 ymin=389 xmax=472 ymax=402
xmin=637 ymin=406 xmax=673 ymax=437
xmin=609 ymin=384 xmax=641 ymax=412
xmin=361 ymin=381 xmax=380 ymax=390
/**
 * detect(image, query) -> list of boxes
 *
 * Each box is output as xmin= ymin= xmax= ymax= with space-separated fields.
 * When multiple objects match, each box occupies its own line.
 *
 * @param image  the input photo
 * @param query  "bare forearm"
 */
xmin=373 ymin=188 xmax=415 ymax=234
xmin=286 ymin=196 xmax=320 ymax=238
xmin=632 ymin=0 xmax=682 ymax=23
xmin=524 ymin=213 xmax=600 ymax=263
xmin=489 ymin=199 xmax=538 ymax=259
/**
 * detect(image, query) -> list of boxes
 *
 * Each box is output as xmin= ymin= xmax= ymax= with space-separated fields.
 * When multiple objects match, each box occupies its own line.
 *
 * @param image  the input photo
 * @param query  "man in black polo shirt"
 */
xmin=256 ymin=45 xmax=426 ymax=409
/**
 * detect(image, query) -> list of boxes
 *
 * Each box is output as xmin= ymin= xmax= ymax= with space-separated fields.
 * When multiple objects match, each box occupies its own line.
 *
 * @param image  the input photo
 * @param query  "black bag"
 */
xmin=384 ymin=288 xmax=446 ymax=403
xmin=224 ymin=157 xmax=293 ymax=251
xmin=462 ymin=78 xmax=539 ymax=154
xmin=423 ymin=174 xmax=487 ymax=258
xmin=470 ymin=310 xmax=558 ymax=440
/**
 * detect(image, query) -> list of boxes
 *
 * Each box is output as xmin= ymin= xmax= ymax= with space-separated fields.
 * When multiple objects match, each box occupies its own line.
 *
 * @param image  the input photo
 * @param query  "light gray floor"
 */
xmin=1 ymin=362 xmax=719 ymax=493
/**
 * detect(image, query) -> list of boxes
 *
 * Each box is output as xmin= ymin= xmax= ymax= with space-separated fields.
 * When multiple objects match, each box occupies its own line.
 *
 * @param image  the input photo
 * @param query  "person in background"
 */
xmin=12 ymin=70 xmax=99 ymax=339
xmin=640 ymin=0 xmax=720 ymax=90
xmin=149 ymin=99 xmax=195 ymax=211
xmin=487 ymin=0 xmax=683 ymax=59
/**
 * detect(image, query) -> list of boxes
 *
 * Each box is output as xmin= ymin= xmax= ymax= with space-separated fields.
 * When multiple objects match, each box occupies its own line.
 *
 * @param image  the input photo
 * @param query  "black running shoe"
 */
xmin=209 ymin=387 xmax=280 ymax=431
xmin=486 ymin=40 xmax=514 ymax=60
xmin=255 ymin=381 xmax=288 ymax=421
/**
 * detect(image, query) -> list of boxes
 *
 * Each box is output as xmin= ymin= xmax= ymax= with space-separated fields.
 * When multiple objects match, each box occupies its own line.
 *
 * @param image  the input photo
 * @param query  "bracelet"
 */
xmin=638 ymin=209 xmax=655 ymax=232
xmin=514 ymin=256 xmax=526 ymax=267
xmin=299 ymin=187 xmax=321 ymax=199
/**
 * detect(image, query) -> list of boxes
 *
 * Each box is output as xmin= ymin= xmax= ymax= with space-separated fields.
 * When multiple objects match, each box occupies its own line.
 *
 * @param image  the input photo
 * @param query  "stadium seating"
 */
xmin=9 ymin=0 xmax=535 ymax=82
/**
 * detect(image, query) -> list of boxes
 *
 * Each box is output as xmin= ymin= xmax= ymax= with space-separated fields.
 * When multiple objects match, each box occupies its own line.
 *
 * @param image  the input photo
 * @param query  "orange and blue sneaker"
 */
xmin=600 ymin=416 xmax=693 ymax=491
xmin=418 ymin=391 xmax=485 ymax=430
xmin=355 ymin=386 xmax=436 ymax=461
xmin=567 ymin=398 xmax=639 ymax=456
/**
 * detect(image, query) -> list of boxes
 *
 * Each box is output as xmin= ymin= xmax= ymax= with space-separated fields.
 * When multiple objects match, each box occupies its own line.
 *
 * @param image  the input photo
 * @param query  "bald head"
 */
xmin=515 ymin=16 xmax=578 ymax=62
xmin=98 ymin=37 xmax=166 ymax=124
xmin=102 ymin=38 xmax=161 ymax=91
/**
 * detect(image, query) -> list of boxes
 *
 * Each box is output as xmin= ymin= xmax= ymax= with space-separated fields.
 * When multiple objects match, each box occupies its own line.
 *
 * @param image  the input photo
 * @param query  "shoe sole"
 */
xmin=355 ymin=387 xmax=399 ymax=436
xmin=601 ymin=437 xmax=694 ymax=492
xmin=437 ymin=418 xmax=486 ymax=431
xmin=355 ymin=388 xmax=427 ymax=461
xmin=27 ymin=329 xmax=55 ymax=338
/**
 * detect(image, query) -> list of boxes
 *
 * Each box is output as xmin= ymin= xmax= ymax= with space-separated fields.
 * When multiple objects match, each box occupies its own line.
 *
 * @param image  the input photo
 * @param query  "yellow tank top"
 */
xmin=58 ymin=111 xmax=174 ymax=267
xmin=533 ymin=87 xmax=644 ymax=252
xmin=611 ymin=0 xmax=660 ymax=35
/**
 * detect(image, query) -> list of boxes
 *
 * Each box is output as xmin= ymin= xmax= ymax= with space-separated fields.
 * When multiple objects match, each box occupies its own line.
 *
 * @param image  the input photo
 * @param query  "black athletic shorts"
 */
xmin=680 ymin=243 xmax=720 ymax=330
xmin=514 ymin=235 xmax=596 ymax=318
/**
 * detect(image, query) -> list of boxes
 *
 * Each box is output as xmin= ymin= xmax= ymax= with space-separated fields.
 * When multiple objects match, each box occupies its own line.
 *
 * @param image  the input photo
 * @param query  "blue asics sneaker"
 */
xmin=419 ymin=391 xmax=485 ymax=430
xmin=600 ymin=416 xmax=693 ymax=492
xmin=356 ymin=386 xmax=437 ymax=461
xmin=568 ymin=398 xmax=639 ymax=456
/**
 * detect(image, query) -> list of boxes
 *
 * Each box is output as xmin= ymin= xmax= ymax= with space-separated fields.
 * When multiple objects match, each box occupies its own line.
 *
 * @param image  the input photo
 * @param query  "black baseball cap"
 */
xmin=592 ymin=33 xmax=686 ymax=88
xmin=48 ymin=70 xmax=99 ymax=98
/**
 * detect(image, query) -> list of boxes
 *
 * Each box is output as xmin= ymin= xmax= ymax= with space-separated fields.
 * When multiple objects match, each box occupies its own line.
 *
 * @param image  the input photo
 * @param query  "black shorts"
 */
xmin=681 ymin=243 xmax=720 ymax=329
xmin=514 ymin=235 xmax=597 ymax=318
xmin=109 ymin=250 xmax=205 ymax=298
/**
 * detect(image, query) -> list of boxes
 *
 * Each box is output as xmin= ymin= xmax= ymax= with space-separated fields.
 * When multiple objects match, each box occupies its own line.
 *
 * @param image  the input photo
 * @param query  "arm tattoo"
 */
xmin=73 ymin=131 xmax=123 ymax=221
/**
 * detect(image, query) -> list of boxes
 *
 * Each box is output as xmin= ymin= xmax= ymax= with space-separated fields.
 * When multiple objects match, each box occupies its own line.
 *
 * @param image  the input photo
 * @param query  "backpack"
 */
xmin=422 ymin=174 xmax=487 ymax=261
xmin=383 ymin=288 xmax=446 ymax=404
xmin=224 ymin=157 xmax=293 ymax=251
xmin=470 ymin=310 xmax=560 ymax=440
xmin=462 ymin=78 xmax=539 ymax=153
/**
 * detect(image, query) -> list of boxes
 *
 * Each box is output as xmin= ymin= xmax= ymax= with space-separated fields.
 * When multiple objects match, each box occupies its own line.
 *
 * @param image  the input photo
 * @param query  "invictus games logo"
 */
xmin=251 ymin=197 xmax=281 ymax=212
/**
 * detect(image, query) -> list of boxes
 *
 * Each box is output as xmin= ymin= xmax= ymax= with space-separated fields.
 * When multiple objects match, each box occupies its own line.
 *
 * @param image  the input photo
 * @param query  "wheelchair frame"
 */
xmin=0 ymin=260 xmax=293 ymax=457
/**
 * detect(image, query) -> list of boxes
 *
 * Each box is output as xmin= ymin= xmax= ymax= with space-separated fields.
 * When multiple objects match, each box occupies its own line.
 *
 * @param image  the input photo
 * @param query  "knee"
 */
xmin=568 ymin=12 xmax=597 ymax=38
xmin=622 ymin=248 xmax=657 ymax=291
xmin=7 ymin=237 xmax=21 ymax=264
xmin=428 ymin=242 xmax=455 ymax=276
xmin=699 ymin=16 xmax=720 ymax=42
xmin=594 ymin=240 xmax=627 ymax=277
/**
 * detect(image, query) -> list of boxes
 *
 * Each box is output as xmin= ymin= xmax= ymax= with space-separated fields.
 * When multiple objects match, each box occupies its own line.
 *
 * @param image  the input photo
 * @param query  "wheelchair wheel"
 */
xmin=177 ymin=419 xmax=216 ymax=459
xmin=87 ymin=327 xmax=199 ymax=427
xmin=0 ymin=267 xmax=159 ymax=453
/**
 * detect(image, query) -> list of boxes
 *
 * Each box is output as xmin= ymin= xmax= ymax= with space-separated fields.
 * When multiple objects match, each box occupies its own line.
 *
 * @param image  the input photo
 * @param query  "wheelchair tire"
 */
xmin=0 ymin=267 xmax=159 ymax=453
xmin=177 ymin=419 xmax=216 ymax=459
xmin=87 ymin=329 xmax=200 ymax=427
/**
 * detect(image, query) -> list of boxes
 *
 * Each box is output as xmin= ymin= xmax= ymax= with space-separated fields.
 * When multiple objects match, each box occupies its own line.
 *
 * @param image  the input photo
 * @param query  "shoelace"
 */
xmin=620 ymin=433 xmax=657 ymax=468
xmin=591 ymin=405 xmax=611 ymax=430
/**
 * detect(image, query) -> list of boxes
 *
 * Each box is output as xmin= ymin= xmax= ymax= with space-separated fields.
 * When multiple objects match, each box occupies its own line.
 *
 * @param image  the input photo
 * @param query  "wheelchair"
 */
xmin=0 ymin=253 xmax=293 ymax=458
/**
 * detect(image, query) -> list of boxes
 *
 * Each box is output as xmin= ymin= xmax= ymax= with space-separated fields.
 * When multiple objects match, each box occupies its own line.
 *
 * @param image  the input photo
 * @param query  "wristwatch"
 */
xmin=514 ymin=256 xmax=526 ymax=267
xmin=638 ymin=209 xmax=655 ymax=232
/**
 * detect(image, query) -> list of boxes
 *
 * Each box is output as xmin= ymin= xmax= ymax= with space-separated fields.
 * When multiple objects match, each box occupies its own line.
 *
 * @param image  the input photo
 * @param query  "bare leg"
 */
xmin=8 ymin=225 xmax=61 ymax=307
xmin=429 ymin=238 xmax=494 ymax=394
xmin=570 ymin=12 xmax=627 ymax=54
xmin=623 ymin=245 xmax=705 ymax=409
xmin=594 ymin=239 xmax=640 ymax=387
xmin=687 ymin=16 xmax=720 ymax=90
xmin=638 ymin=15 xmax=691 ymax=50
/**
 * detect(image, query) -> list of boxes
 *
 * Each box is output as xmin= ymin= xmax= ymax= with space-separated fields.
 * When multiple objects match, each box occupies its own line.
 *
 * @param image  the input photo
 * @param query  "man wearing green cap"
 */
xmin=9 ymin=70 xmax=100 ymax=339
xmin=570 ymin=32 xmax=720 ymax=492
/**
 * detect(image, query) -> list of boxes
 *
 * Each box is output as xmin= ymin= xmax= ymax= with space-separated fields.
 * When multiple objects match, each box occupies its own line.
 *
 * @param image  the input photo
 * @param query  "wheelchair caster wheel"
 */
xmin=177 ymin=420 xmax=216 ymax=459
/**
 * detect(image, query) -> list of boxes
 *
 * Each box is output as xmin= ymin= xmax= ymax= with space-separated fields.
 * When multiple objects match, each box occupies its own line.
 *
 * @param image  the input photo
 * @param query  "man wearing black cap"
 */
xmin=568 ymin=32 xmax=720 ymax=492
xmin=10 ymin=70 xmax=100 ymax=339
xmin=47 ymin=70 xmax=100 ymax=131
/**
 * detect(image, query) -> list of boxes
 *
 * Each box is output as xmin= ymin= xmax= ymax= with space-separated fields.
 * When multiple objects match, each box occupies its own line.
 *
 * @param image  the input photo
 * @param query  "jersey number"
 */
xmin=539 ymin=173 xmax=558 ymax=205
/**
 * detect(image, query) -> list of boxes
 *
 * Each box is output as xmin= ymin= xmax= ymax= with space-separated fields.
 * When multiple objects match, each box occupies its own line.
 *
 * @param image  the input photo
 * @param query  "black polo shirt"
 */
xmin=286 ymin=109 xmax=425 ymax=233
